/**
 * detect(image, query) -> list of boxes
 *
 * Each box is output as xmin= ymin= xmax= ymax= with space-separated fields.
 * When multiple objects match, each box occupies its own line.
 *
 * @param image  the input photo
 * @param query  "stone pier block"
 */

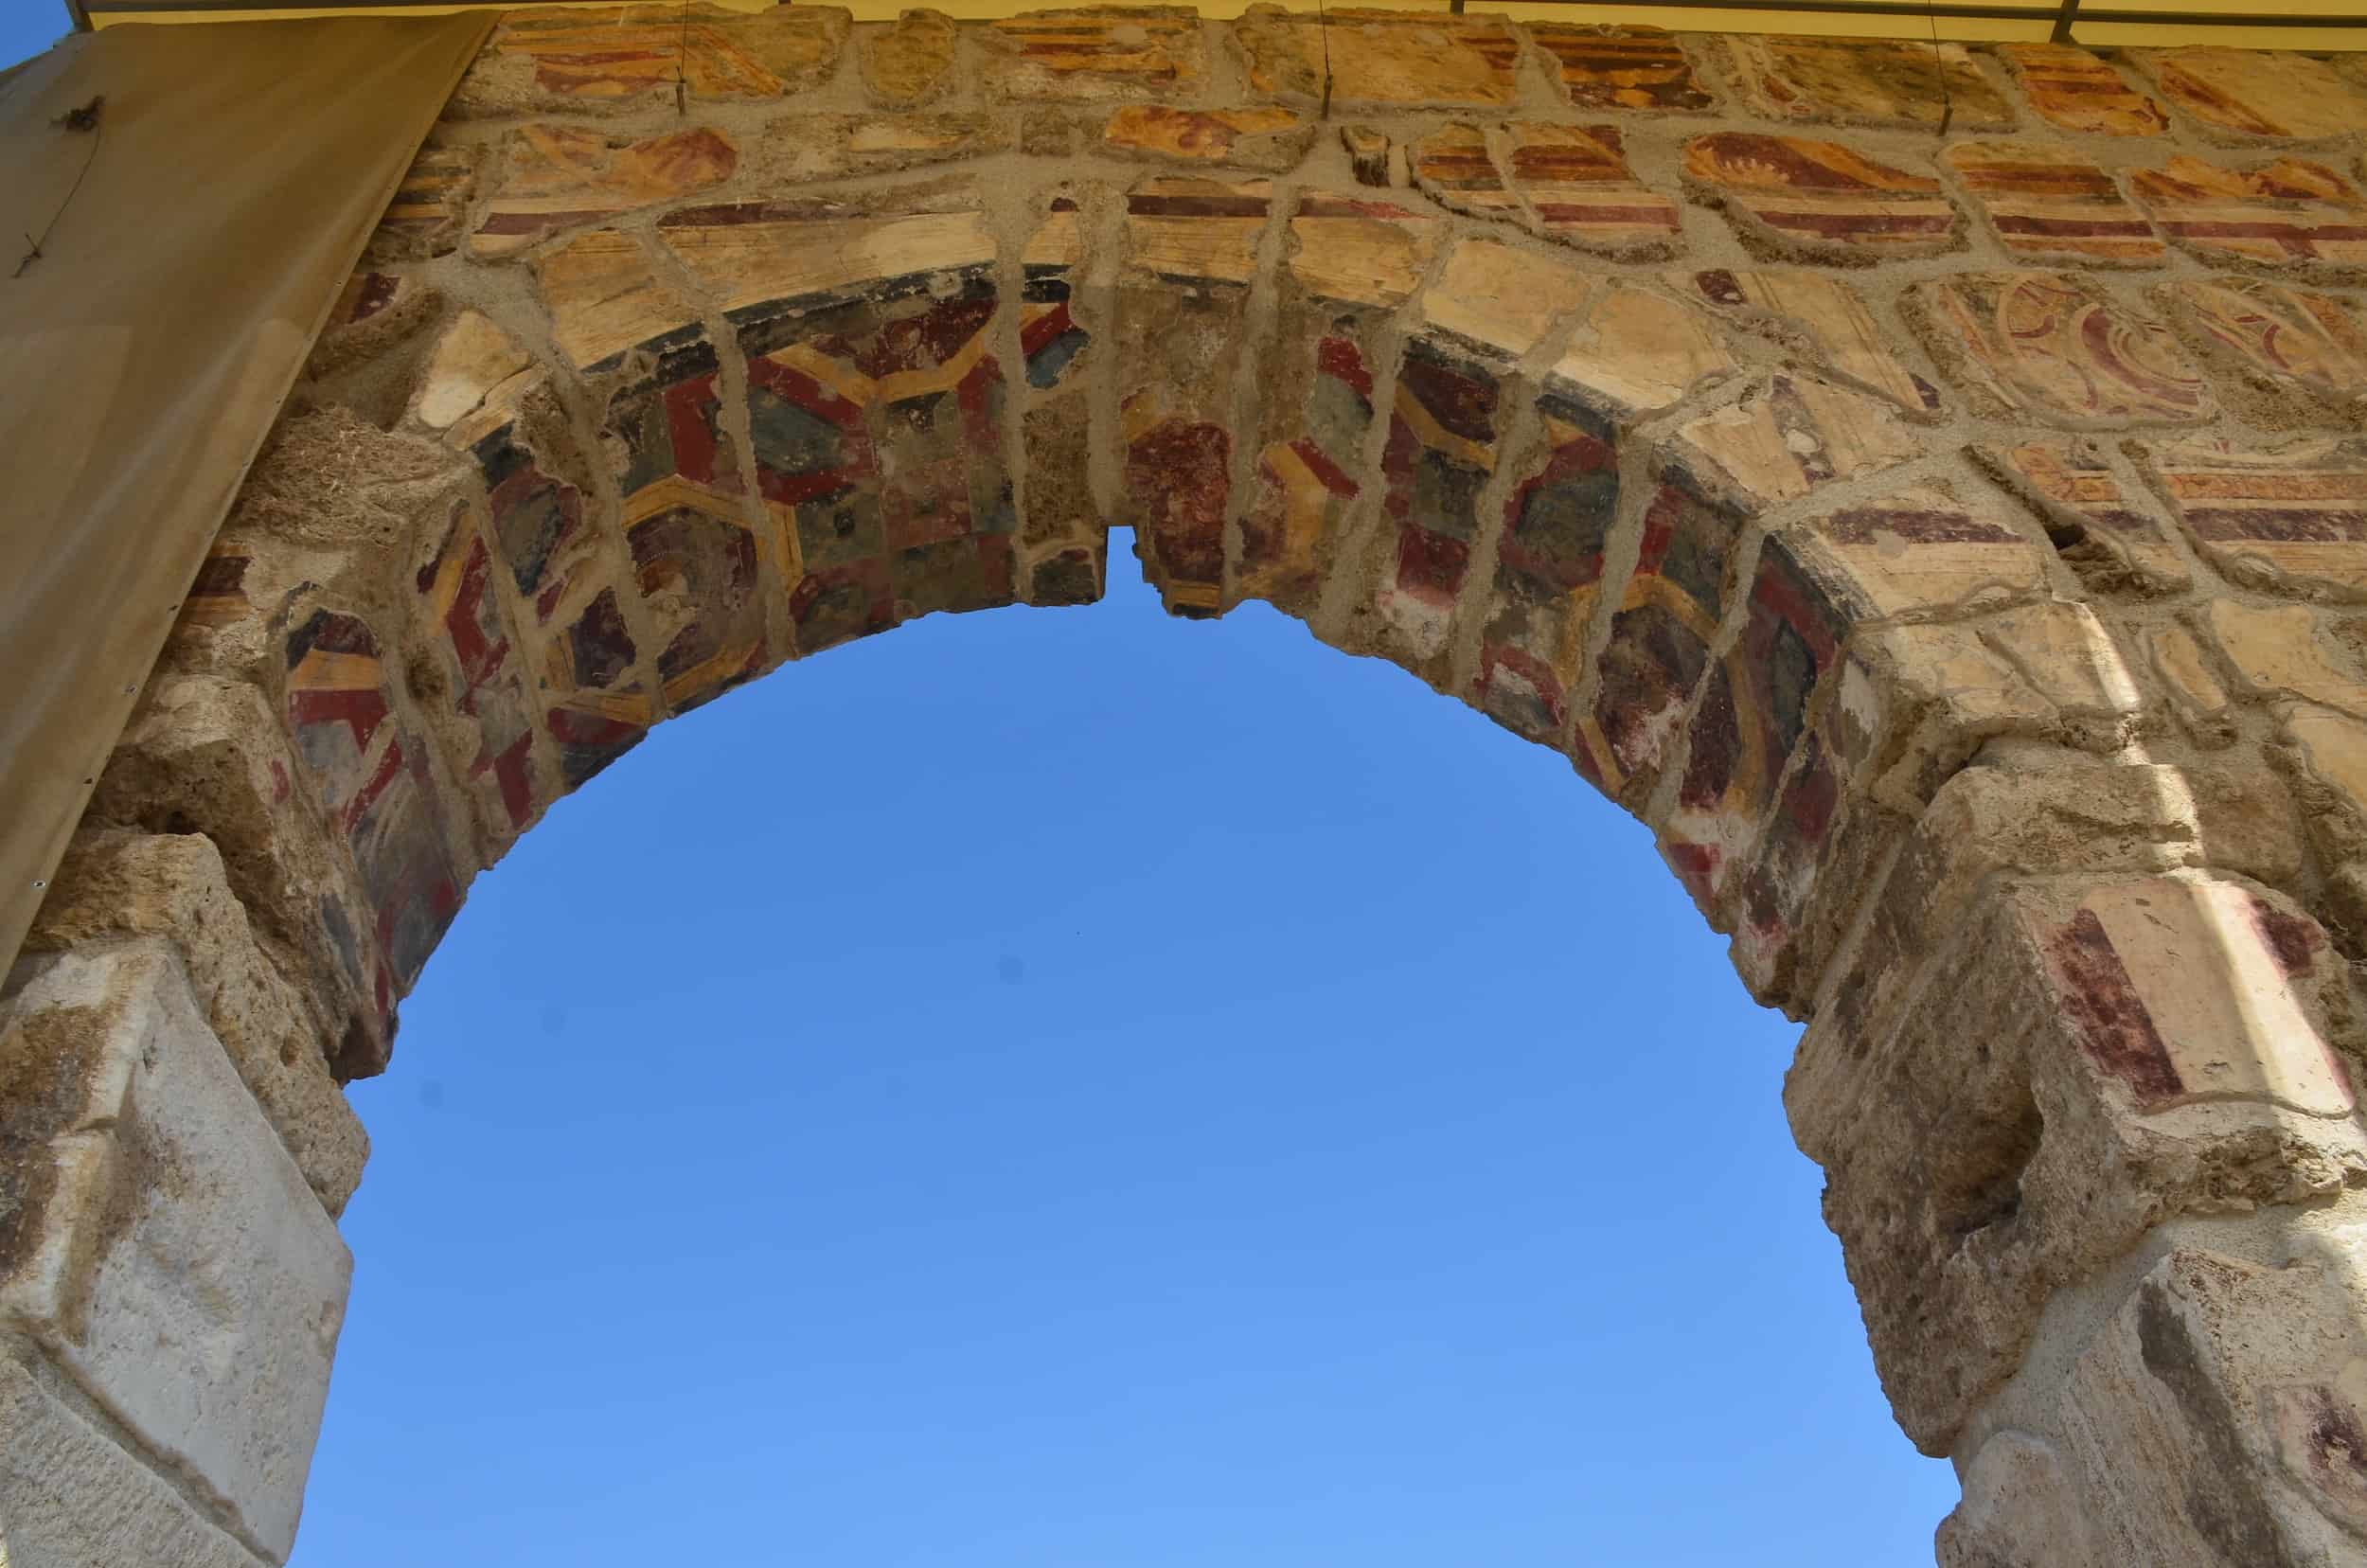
xmin=0 ymin=944 xmax=351 ymax=1562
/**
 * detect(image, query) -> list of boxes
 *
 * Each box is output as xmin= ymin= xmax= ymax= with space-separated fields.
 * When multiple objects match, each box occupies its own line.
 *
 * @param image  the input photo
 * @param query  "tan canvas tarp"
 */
xmin=0 ymin=13 xmax=491 ymax=971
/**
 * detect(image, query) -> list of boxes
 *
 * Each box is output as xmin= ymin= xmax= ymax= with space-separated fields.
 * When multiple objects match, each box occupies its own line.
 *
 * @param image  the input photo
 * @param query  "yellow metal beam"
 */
xmin=78 ymin=0 xmax=2367 ymax=51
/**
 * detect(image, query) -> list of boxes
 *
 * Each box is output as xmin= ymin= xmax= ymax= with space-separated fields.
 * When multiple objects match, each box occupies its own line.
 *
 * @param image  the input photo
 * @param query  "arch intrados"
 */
xmin=25 ymin=16 xmax=2367 ymax=1563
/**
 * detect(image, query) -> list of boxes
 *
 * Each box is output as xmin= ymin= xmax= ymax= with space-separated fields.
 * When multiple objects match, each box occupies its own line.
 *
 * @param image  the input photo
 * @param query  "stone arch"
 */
xmin=17 ymin=10 xmax=2367 ymax=1565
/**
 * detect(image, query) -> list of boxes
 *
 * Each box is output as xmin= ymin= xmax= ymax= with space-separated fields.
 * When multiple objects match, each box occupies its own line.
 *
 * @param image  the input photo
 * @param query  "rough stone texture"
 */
xmin=0 ymin=944 xmax=349 ymax=1562
xmin=860 ymin=9 xmax=956 ymax=107
xmin=31 ymin=18 xmax=2367 ymax=1566
xmin=0 ymin=1359 xmax=270 ymax=1568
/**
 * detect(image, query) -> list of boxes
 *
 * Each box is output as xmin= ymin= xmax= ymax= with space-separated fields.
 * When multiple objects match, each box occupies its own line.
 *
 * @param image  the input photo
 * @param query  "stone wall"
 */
xmin=11 ymin=7 xmax=2367 ymax=1563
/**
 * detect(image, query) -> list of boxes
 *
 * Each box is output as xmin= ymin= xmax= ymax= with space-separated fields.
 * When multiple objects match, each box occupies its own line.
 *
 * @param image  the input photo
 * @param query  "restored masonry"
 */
xmin=11 ymin=7 xmax=2367 ymax=1562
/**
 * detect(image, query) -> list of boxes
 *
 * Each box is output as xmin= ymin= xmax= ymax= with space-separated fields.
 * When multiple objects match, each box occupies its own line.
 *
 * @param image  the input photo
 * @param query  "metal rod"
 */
xmin=2051 ymin=0 xmax=2083 ymax=40
xmin=69 ymin=0 xmax=2367 ymax=27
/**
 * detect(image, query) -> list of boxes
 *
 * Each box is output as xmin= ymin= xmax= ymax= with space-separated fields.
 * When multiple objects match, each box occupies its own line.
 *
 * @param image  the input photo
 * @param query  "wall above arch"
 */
xmin=13 ymin=9 xmax=2367 ymax=1565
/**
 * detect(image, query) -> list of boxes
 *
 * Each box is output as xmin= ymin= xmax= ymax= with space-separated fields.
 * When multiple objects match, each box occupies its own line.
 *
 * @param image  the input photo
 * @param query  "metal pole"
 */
xmin=2051 ymin=0 xmax=2083 ymax=41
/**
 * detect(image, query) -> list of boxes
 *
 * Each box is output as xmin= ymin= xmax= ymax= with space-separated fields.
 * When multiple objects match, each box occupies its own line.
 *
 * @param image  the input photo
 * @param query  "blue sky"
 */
xmin=4 ymin=14 xmax=1955 ymax=1563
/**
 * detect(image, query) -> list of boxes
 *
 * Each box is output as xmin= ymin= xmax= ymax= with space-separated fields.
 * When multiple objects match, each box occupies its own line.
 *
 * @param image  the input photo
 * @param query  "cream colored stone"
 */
xmin=2149 ymin=623 xmax=2232 ymax=725
xmin=1664 ymin=373 xmax=1918 ymax=509
xmin=1549 ymin=283 xmax=1734 ymax=419
xmin=1977 ymin=600 xmax=2145 ymax=727
xmin=861 ymin=9 xmax=958 ymax=107
xmin=0 ymin=944 xmax=350 ymax=1562
xmin=415 ymin=310 xmax=534 ymax=432
xmin=0 ymin=1359 xmax=271 ymax=1568
xmin=1415 ymin=239 xmax=1590 ymax=360
xmin=2202 ymin=598 xmax=2367 ymax=718
xmin=25 ymin=831 xmax=366 ymax=1215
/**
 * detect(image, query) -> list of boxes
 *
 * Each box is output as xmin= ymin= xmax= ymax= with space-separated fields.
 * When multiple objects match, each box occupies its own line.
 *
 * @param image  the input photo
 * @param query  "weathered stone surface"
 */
xmin=2199 ymin=597 xmax=2367 ymax=717
xmin=1528 ymin=25 xmax=1715 ymax=113
xmin=1549 ymin=281 xmax=1733 ymax=420
xmin=452 ymin=3 xmax=849 ymax=116
xmin=1683 ymin=133 xmax=1960 ymax=261
xmin=1793 ymin=868 xmax=2367 ymax=1452
xmin=0 ymin=1358 xmax=271 ymax=1568
xmin=1971 ymin=437 xmax=2190 ymax=595
xmin=1660 ymin=372 xmax=1918 ymax=511
xmin=1340 ymin=125 xmax=1388 ymax=187
xmin=2054 ymin=1245 xmax=2367 ymax=1564
xmin=414 ymin=309 xmax=534 ymax=432
xmin=534 ymin=227 xmax=700 ymax=373
xmin=2161 ymin=276 xmax=2367 ymax=425
xmin=1016 ymin=195 xmax=1104 ymax=607
xmin=365 ymin=136 xmax=474 ymax=263
xmin=0 ymin=943 xmax=351 ymax=1562
xmin=1944 ymin=140 xmax=2163 ymax=266
xmin=1780 ymin=483 xmax=2053 ymax=625
xmin=1689 ymin=267 xmax=1939 ymax=418
xmin=1100 ymin=106 xmax=1310 ymax=171
xmin=473 ymin=125 xmax=736 ymax=259
xmin=2138 ymin=435 xmax=2367 ymax=602
xmin=1909 ymin=272 xmax=2213 ymax=429
xmin=1938 ymin=1430 xmax=2100 ymax=1568
xmin=760 ymin=112 xmax=1009 ymax=183
xmin=2138 ymin=46 xmax=2367 ymax=144
xmin=1242 ymin=195 xmax=1440 ymax=616
xmin=2149 ymin=622 xmax=2236 ymax=743
xmin=1415 ymin=237 xmax=1590 ymax=364
xmin=24 ymin=832 xmax=367 ymax=1216
xmin=2000 ymin=43 xmax=2168 ymax=138
xmin=1414 ymin=121 xmax=1680 ymax=258
xmin=2278 ymin=703 xmax=2367 ymax=941
xmin=984 ymin=8 xmax=1206 ymax=100
xmin=1234 ymin=6 xmax=1522 ymax=107
xmin=860 ymin=9 xmax=957 ymax=107
xmin=1722 ymin=34 xmax=2012 ymax=132
xmin=85 ymin=676 xmax=394 ymax=1080
xmin=2130 ymin=156 xmax=2367 ymax=276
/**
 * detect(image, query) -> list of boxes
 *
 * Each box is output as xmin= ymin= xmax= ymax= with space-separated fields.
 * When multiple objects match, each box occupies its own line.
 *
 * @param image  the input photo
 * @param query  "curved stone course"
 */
xmin=12 ymin=9 xmax=2367 ymax=1564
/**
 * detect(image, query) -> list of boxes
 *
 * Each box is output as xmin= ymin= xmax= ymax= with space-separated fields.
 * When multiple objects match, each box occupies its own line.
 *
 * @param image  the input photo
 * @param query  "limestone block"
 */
xmin=1340 ymin=125 xmax=1388 ymax=187
xmin=2161 ymin=276 xmax=2367 ymax=427
xmin=1017 ymin=195 xmax=1106 ymax=608
xmin=25 ymin=832 xmax=366 ymax=1216
xmin=450 ymin=3 xmax=849 ymax=116
xmin=472 ymin=124 xmax=737 ymax=259
xmin=1943 ymin=141 xmax=2164 ymax=266
xmin=757 ymin=112 xmax=1009 ymax=184
xmin=1936 ymin=1430 xmax=2101 ymax=1568
xmin=2140 ymin=437 xmax=2367 ymax=604
xmin=1971 ymin=437 xmax=2189 ymax=596
xmin=2129 ymin=156 xmax=2367 ymax=276
xmin=1999 ymin=43 xmax=2168 ymax=138
xmin=1790 ymin=872 xmax=2367 ymax=1452
xmin=0 ymin=1360 xmax=269 ymax=1568
xmin=1547 ymin=282 xmax=1733 ymax=420
xmin=414 ymin=309 xmax=534 ymax=432
xmin=1116 ymin=176 xmax=1271 ymax=616
xmin=534 ymin=227 xmax=701 ymax=373
xmin=1777 ymin=483 xmax=2053 ymax=624
xmin=1233 ymin=8 xmax=1522 ymax=108
xmin=0 ymin=945 xmax=351 ymax=1562
xmin=1414 ymin=238 xmax=1589 ymax=364
xmin=2148 ymin=623 xmax=2236 ymax=742
xmin=1908 ymin=272 xmax=2213 ymax=430
xmin=2136 ymin=47 xmax=2367 ymax=145
xmin=1682 ymin=133 xmax=1961 ymax=261
xmin=984 ymin=8 xmax=1207 ymax=101
xmin=1720 ymin=35 xmax=2013 ymax=132
xmin=1527 ymin=25 xmax=1715 ymax=113
xmin=2276 ymin=704 xmax=2367 ymax=943
xmin=1687 ymin=267 xmax=1939 ymax=418
xmin=1100 ymin=106 xmax=1310 ymax=171
xmin=86 ymin=675 xmax=391 ymax=1079
xmin=1412 ymin=123 xmax=1681 ymax=260
xmin=1657 ymin=372 xmax=1917 ymax=511
xmin=860 ymin=9 xmax=957 ymax=107
xmin=2059 ymin=1246 xmax=2367 ymax=1563
xmin=2201 ymin=598 xmax=2367 ymax=717
xmin=1242 ymin=194 xmax=1439 ymax=617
